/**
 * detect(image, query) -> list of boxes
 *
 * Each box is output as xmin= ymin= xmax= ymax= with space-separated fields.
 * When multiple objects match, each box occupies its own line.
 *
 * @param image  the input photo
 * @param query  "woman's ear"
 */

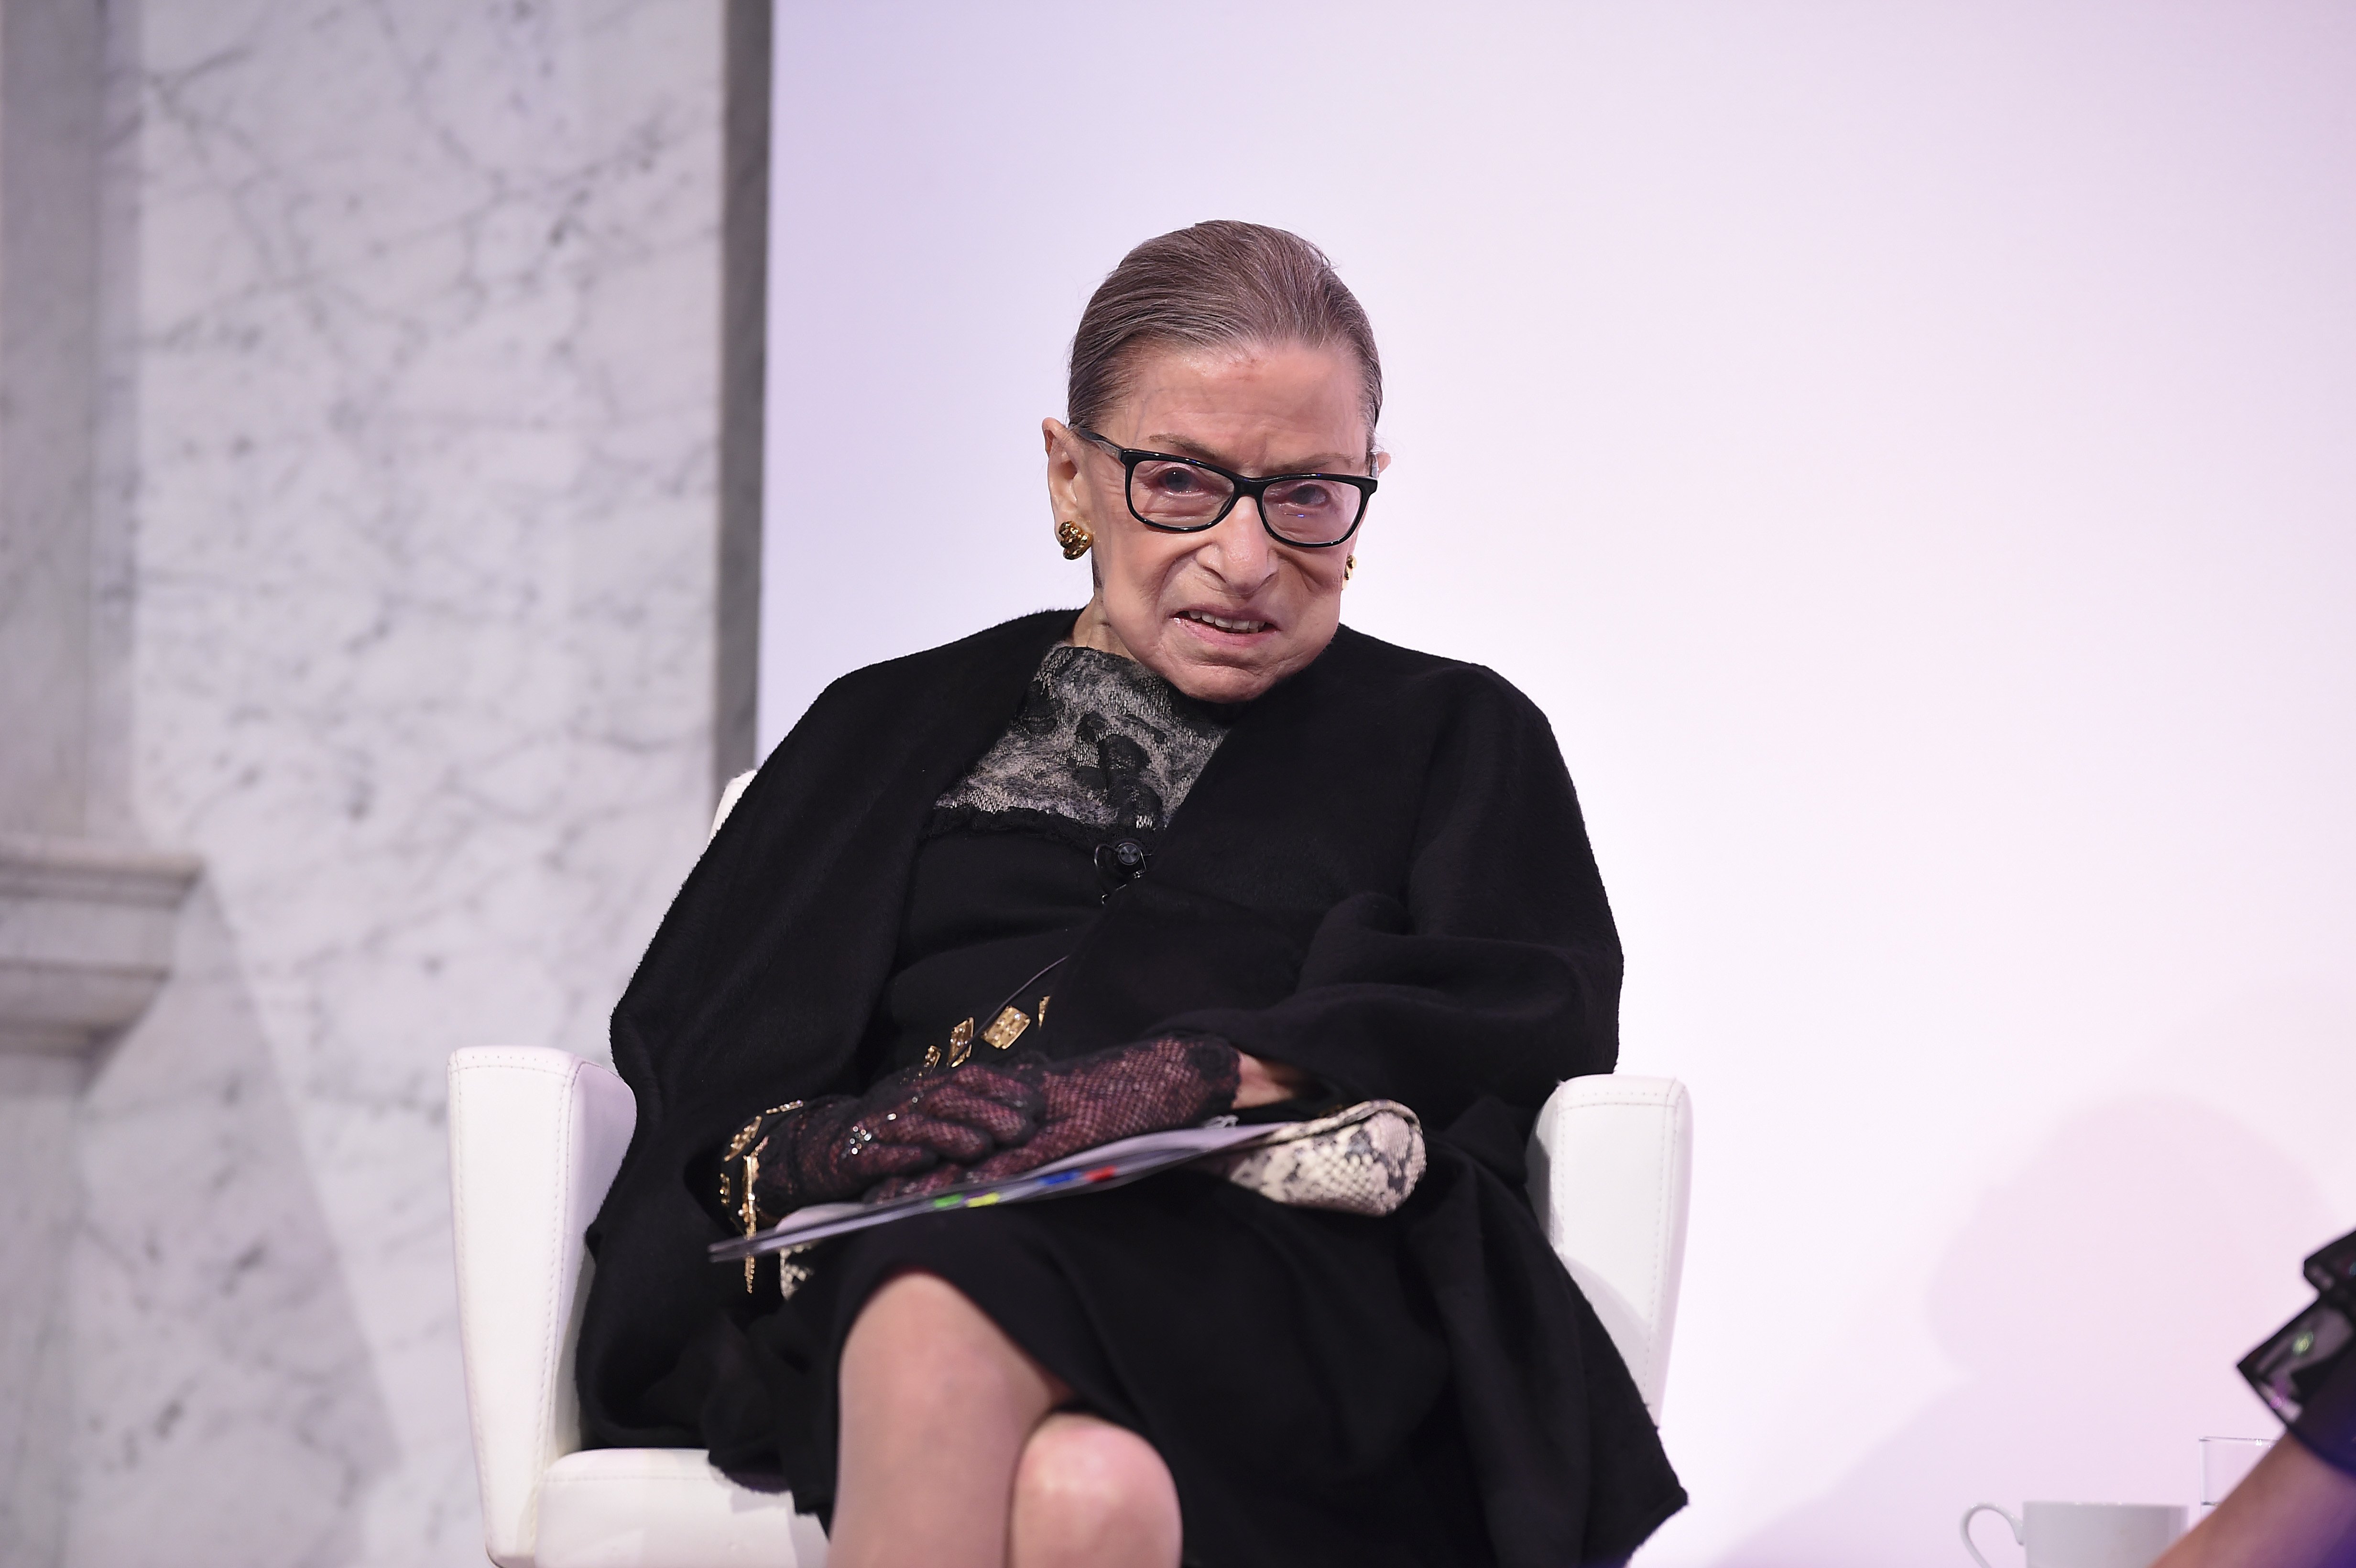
xmin=1043 ymin=418 xmax=1089 ymax=522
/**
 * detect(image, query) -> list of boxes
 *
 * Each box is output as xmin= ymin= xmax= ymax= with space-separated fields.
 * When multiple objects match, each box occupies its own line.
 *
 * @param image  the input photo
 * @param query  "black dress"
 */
xmin=580 ymin=614 xmax=1687 ymax=1567
xmin=866 ymin=643 xmax=1237 ymax=1078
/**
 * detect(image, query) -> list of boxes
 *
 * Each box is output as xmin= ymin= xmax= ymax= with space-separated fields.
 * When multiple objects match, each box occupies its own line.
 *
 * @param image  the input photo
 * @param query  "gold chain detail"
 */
xmin=721 ymin=1100 xmax=804 ymax=1293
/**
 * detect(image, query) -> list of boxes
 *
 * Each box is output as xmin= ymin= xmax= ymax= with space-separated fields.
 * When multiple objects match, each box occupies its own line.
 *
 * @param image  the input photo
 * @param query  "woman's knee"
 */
xmin=841 ymin=1271 xmax=1064 ymax=1418
xmin=1011 ymin=1413 xmax=1181 ymax=1568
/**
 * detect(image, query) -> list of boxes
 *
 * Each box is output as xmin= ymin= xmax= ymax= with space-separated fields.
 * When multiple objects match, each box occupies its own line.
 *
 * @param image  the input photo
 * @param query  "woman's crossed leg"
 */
xmin=831 ymin=1270 xmax=1182 ymax=1568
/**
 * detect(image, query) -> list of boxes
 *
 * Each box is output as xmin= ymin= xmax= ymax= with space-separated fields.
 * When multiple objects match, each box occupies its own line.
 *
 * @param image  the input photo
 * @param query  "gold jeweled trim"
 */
xmin=739 ymin=1150 xmax=762 ymax=1291
xmin=982 ymin=1006 xmax=1030 ymax=1050
xmin=777 ymin=1241 xmax=818 ymax=1300
xmin=721 ymin=1100 xmax=804 ymax=1292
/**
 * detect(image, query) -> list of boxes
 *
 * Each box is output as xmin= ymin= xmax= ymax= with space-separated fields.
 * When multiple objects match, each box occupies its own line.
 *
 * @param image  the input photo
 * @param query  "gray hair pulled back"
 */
xmin=1067 ymin=221 xmax=1383 ymax=466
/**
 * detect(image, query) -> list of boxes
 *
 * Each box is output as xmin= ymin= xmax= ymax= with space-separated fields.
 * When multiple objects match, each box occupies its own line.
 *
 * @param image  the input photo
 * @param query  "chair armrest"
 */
xmin=450 ymin=1046 xmax=637 ymax=1568
xmin=1526 ymin=1074 xmax=1692 ymax=1422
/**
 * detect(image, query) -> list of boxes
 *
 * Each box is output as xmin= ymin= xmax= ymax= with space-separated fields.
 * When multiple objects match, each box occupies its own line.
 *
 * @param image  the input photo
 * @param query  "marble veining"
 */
xmin=71 ymin=887 xmax=395 ymax=1568
xmin=0 ymin=1054 xmax=83 ymax=1568
xmin=61 ymin=2 xmax=729 ymax=1563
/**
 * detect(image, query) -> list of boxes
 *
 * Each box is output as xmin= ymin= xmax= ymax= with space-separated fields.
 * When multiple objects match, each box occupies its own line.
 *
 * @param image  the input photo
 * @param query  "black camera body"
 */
xmin=2242 ymin=1227 xmax=2356 ymax=1429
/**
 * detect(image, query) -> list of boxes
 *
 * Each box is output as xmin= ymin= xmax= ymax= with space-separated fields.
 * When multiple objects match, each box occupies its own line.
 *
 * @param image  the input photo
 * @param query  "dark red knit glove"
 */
xmin=870 ymin=1035 xmax=1239 ymax=1198
xmin=727 ymin=1062 xmax=1043 ymax=1220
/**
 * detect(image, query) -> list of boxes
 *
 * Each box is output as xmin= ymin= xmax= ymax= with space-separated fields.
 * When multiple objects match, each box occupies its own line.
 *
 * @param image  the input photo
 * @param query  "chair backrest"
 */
xmin=711 ymin=769 xmax=755 ymax=841
xmin=1526 ymin=1074 xmax=1693 ymax=1421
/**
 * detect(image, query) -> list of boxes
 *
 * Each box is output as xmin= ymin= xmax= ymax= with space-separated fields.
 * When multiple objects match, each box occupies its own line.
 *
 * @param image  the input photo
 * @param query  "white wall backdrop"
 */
xmin=761 ymin=5 xmax=2356 ymax=1563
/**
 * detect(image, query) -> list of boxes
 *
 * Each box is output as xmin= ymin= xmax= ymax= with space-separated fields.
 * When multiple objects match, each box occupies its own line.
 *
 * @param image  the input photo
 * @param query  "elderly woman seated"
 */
xmin=576 ymin=221 xmax=1684 ymax=1568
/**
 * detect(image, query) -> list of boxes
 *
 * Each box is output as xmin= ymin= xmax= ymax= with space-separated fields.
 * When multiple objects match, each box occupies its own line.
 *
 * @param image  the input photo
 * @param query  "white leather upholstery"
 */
xmin=534 ymin=1449 xmax=828 ymax=1568
xmin=453 ymin=777 xmax=1692 ymax=1564
xmin=449 ymin=1046 xmax=639 ymax=1567
xmin=710 ymin=770 xmax=754 ymax=838
xmin=1527 ymin=1074 xmax=1693 ymax=1420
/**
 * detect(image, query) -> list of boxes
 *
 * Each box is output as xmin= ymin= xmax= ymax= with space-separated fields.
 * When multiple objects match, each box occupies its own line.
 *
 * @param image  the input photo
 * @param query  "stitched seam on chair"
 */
xmin=527 ymin=1055 xmax=583 ymax=1550
xmin=451 ymin=1069 xmax=500 ymax=1548
xmin=458 ymin=1049 xmax=581 ymax=1078
xmin=1642 ymin=1101 xmax=1672 ymax=1401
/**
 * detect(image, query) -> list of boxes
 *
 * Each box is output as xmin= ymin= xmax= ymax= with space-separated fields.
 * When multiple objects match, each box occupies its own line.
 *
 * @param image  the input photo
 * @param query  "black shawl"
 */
xmin=579 ymin=610 xmax=1686 ymax=1563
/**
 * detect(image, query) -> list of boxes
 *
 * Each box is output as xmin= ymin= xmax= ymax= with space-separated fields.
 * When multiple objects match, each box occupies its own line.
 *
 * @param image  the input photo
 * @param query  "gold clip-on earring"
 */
xmin=1343 ymin=554 xmax=1357 ymax=581
xmin=1056 ymin=518 xmax=1093 ymax=560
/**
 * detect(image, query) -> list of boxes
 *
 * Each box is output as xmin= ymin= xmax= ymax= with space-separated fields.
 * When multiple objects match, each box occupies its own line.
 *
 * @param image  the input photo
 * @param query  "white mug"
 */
xmin=1961 ymin=1501 xmax=2187 ymax=1568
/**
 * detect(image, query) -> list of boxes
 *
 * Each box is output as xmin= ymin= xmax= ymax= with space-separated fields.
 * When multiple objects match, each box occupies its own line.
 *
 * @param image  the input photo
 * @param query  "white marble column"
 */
xmin=0 ymin=2 xmax=197 ymax=1561
xmin=57 ymin=3 xmax=732 ymax=1564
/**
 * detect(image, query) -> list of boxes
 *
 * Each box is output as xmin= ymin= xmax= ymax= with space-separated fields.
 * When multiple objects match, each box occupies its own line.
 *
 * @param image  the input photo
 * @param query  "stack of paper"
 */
xmin=708 ymin=1120 xmax=1276 ymax=1263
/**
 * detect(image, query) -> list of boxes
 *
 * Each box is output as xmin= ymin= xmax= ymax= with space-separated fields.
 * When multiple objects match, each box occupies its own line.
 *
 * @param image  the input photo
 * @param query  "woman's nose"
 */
xmin=1197 ymin=499 xmax=1280 ymax=591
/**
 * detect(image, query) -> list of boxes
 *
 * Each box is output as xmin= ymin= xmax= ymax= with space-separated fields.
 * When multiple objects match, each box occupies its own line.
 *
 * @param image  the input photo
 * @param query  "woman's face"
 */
xmin=1046 ymin=340 xmax=1386 ymax=705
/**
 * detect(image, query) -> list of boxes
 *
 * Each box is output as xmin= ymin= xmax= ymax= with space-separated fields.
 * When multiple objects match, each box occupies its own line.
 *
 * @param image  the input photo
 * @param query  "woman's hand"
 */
xmin=737 ymin=1064 xmax=1044 ymax=1218
xmin=870 ymin=1035 xmax=1242 ymax=1198
xmin=1234 ymin=1051 xmax=1314 ymax=1109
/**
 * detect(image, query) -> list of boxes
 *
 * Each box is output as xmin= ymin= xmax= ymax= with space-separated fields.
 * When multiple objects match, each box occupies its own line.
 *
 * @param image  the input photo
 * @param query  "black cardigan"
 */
xmin=579 ymin=610 xmax=1685 ymax=1564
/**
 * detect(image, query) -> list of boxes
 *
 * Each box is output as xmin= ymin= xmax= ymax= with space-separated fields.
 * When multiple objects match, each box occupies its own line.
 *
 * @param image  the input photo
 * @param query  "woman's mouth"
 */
xmin=1178 ymin=609 xmax=1272 ymax=636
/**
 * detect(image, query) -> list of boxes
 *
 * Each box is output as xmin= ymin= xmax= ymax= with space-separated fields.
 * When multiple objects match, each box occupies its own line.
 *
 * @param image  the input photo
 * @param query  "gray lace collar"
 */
xmin=932 ymin=645 xmax=1234 ymax=837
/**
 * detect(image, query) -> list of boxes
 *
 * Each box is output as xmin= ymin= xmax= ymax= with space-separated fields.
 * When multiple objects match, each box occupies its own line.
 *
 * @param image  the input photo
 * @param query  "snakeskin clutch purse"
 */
xmin=1208 ymin=1099 xmax=1427 ymax=1217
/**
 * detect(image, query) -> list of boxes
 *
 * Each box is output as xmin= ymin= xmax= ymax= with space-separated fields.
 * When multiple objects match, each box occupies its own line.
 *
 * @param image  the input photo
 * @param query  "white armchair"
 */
xmin=449 ymin=1050 xmax=1690 ymax=1568
xmin=449 ymin=777 xmax=1694 ymax=1568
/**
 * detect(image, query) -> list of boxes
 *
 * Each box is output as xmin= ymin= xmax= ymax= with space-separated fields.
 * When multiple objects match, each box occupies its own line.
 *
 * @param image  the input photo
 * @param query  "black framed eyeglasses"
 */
xmin=1073 ymin=427 xmax=1375 ymax=548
